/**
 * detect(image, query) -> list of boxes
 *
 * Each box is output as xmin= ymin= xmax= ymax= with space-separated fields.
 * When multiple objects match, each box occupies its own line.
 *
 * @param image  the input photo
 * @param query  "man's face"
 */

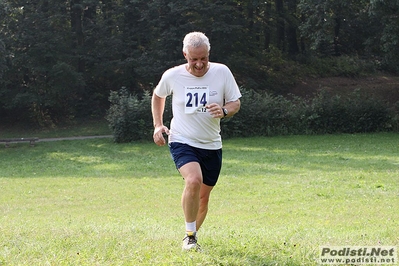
xmin=183 ymin=44 xmax=209 ymax=77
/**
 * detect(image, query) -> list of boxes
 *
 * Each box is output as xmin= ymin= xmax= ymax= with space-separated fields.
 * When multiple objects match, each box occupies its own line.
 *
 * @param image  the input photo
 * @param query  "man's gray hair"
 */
xmin=182 ymin=32 xmax=211 ymax=53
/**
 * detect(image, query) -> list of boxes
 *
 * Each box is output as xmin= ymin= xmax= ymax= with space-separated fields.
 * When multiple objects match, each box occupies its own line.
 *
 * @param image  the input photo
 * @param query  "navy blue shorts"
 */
xmin=169 ymin=142 xmax=222 ymax=186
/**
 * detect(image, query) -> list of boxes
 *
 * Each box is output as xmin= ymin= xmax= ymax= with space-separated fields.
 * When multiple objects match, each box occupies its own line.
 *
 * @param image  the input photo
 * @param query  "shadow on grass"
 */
xmin=0 ymin=138 xmax=175 ymax=178
xmin=0 ymin=133 xmax=398 ymax=180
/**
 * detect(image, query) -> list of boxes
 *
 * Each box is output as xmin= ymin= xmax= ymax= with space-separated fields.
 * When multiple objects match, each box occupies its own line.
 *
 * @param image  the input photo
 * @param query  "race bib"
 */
xmin=185 ymin=86 xmax=209 ymax=114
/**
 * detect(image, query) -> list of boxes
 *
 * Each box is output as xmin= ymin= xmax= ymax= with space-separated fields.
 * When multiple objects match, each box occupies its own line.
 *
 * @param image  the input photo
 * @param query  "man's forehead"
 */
xmin=186 ymin=46 xmax=209 ymax=58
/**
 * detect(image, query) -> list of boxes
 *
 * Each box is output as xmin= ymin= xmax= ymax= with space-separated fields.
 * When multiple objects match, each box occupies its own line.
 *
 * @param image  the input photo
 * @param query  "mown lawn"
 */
xmin=0 ymin=133 xmax=398 ymax=265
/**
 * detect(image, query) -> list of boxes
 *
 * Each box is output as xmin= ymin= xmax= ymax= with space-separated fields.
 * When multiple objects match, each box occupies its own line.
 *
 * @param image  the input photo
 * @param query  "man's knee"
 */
xmin=185 ymin=175 xmax=202 ymax=189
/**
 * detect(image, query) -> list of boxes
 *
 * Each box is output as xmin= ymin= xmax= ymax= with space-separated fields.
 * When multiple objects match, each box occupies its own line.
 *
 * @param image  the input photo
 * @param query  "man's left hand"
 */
xmin=206 ymin=103 xmax=224 ymax=119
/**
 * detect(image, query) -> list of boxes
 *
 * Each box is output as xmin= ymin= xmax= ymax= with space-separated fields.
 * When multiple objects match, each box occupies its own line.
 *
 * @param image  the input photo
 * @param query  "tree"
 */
xmin=298 ymin=0 xmax=369 ymax=56
xmin=0 ymin=0 xmax=398 ymax=125
xmin=368 ymin=0 xmax=399 ymax=73
xmin=0 ymin=1 xmax=86 ymax=125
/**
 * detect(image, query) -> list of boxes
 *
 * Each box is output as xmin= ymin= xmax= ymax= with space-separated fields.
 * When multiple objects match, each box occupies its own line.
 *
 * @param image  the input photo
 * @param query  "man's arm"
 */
xmin=223 ymin=99 xmax=241 ymax=118
xmin=206 ymin=99 xmax=241 ymax=119
xmin=151 ymin=92 xmax=169 ymax=146
xmin=152 ymin=93 xmax=165 ymax=128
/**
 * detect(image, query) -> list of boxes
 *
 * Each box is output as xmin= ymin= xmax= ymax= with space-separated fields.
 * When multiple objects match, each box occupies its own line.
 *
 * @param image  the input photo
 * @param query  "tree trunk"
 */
xmin=263 ymin=1 xmax=272 ymax=49
xmin=275 ymin=0 xmax=285 ymax=51
xmin=334 ymin=17 xmax=341 ymax=56
xmin=286 ymin=0 xmax=299 ymax=56
xmin=70 ymin=0 xmax=85 ymax=73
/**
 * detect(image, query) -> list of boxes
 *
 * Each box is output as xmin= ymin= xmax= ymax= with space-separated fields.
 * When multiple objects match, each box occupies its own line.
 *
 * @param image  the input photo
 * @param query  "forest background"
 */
xmin=1 ymin=0 xmax=398 ymax=138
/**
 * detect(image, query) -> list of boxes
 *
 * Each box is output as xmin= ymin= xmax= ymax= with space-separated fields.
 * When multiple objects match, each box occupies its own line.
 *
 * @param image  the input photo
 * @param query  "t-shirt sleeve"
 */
xmin=223 ymin=66 xmax=242 ymax=102
xmin=154 ymin=69 xmax=174 ymax=98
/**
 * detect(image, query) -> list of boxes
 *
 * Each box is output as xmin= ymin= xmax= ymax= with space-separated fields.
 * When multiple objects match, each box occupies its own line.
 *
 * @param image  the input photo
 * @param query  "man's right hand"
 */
xmin=153 ymin=125 xmax=170 ymax=146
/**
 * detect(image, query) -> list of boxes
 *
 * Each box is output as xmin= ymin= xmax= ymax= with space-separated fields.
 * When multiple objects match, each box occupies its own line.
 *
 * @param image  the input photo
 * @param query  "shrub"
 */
xmin=223 ymin=87 xmax=394 ymax=138
xmin=387 ymin=101 xmax=399 ymax=131
xmin=307 ymin=89 xmax=391 ymax=134
xmin=106 ymin=88 xmax=153 ymax=143
xmin=107 ymin=87 xmax=396 ymax=143
xmin=222 ymin=88 xmax=309 ymax=138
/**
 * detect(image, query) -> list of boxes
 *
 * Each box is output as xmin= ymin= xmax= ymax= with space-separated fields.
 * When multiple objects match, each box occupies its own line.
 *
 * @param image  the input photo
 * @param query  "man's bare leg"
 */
xmin=179 ymin=162 xmax=203 ymax=250
xmin=196 ymin=183 xmax=214 ymax=231
xmin=179 ymin=162 xmax=202 ymax=228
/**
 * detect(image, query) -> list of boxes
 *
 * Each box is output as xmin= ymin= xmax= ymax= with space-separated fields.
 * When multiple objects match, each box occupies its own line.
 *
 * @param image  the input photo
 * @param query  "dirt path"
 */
xmin=38 ymin=135 xmax=113 ymax=142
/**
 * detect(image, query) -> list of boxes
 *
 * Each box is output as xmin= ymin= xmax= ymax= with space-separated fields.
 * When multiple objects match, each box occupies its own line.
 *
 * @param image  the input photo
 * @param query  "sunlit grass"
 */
xmin=0 ymin=133 xmax=398 ymax=265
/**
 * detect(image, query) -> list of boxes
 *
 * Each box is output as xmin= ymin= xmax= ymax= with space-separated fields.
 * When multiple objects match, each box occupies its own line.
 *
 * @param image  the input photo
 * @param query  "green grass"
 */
xmin=0 ymin=133 xmax=398 ymax=265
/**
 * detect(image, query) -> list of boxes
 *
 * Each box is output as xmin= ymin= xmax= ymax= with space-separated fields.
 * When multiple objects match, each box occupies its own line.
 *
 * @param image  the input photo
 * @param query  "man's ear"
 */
xmin=183 ymin=51 xmax=187 ymax=59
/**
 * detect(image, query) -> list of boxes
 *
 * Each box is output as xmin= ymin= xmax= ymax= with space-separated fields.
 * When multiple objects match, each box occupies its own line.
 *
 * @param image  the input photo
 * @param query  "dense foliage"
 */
xmin=106 ymin=89 xmax=152 ymax=142
xmin=1 ymin=0 xmax=398 ymax=129
xmin=107 ymin=87 xmax=396 ymax=142
xmin=228 ymin=88 xmax=396 ymax=137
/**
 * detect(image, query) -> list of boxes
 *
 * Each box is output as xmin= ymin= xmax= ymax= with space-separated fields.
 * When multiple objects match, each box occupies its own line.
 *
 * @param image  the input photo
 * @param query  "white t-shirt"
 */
xmin=154 ymin=62 xmax=241 ymax=149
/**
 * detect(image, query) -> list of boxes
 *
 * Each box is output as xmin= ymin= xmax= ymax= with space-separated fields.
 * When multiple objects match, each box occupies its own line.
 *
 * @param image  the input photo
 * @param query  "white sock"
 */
xmin=185 ymin=221 xmax=196 ymax=233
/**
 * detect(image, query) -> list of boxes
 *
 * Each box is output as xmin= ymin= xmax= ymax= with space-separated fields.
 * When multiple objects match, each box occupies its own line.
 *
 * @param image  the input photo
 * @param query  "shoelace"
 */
xmin=183 ymin=234 xmax=201 ymax=251
xmin=183 ymin=235 xmax=197 ymax=244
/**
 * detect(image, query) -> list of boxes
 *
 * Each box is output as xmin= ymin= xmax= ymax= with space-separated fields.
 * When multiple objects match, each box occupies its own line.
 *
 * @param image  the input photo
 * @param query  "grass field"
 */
xmin=0 ymin=133 xmax=398 ymax=265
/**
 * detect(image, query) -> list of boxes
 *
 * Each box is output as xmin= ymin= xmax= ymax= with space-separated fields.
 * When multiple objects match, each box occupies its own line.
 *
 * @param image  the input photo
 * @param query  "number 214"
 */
xmin=186 ymin=92 xmax=207 ymax=107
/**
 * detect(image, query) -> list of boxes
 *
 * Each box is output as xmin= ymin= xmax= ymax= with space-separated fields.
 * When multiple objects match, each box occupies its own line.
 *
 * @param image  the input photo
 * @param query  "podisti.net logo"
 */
xmin=319 ymin=246 xmax=397 ymax=265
